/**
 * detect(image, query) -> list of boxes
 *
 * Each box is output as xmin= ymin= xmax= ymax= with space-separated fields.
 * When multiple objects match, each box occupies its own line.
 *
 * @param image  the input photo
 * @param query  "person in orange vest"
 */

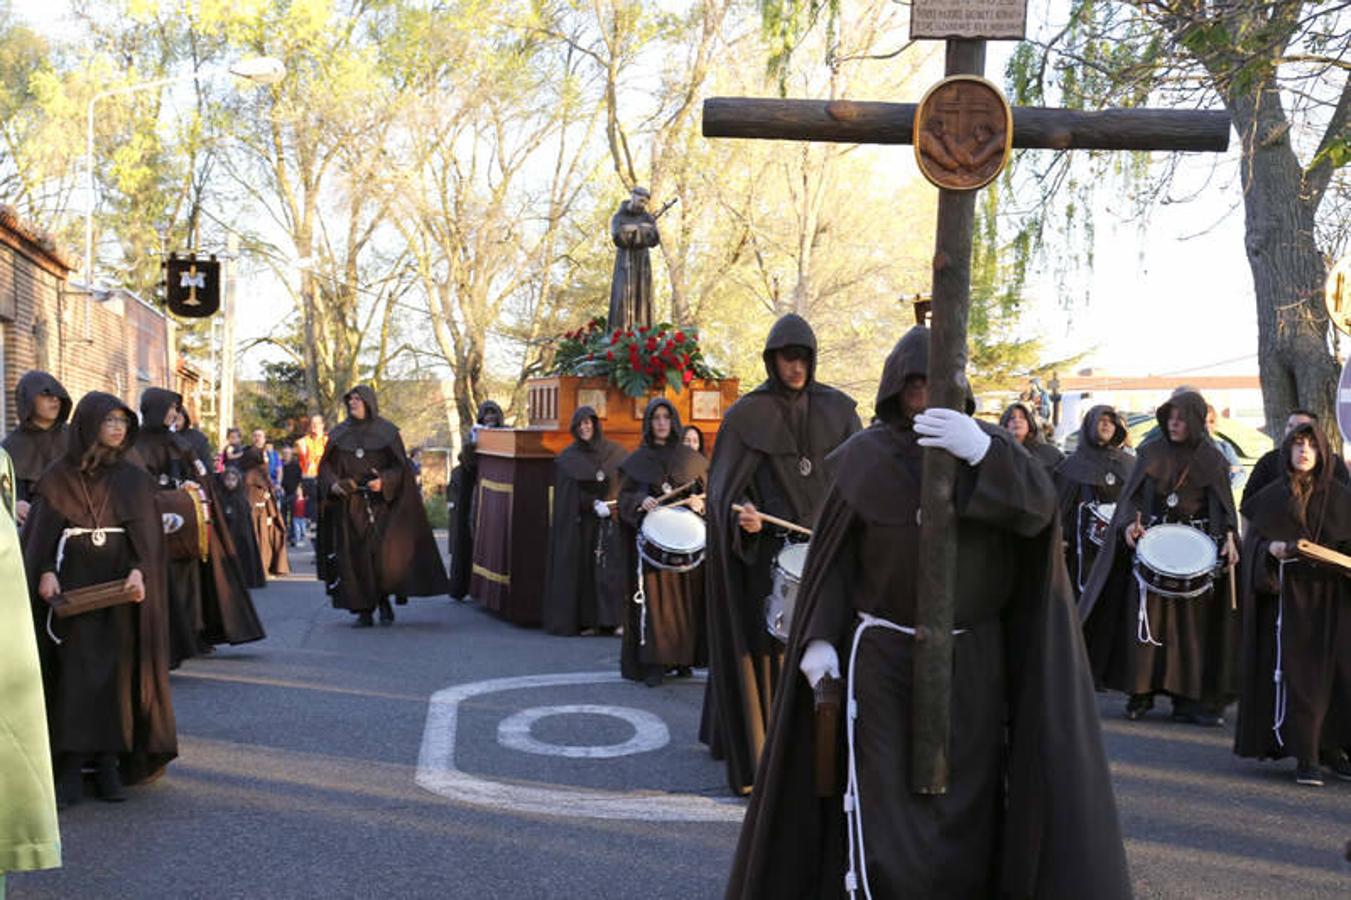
xmin=295 ymin=415 xmax=328 ymax=546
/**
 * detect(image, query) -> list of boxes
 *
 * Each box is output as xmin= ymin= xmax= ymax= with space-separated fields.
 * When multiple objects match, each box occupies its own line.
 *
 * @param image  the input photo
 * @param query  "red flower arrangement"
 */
xmin=550 ymin=316 xmax=722 ymax=397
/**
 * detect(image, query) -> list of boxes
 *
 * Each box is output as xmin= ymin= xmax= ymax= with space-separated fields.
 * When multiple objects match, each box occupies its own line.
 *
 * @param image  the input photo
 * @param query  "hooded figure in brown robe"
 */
xmin=3 ymin=370 xmax=71 ymax=517
xmin=618 ymin=397 xmax=709 ymax=685
xmin=1054 ymin=405 xmax=1134 ymax=597
xmin=447 ymin=399 xmax=504 ymax=600
xmin=698 ymin=313 xmax=861 ymax=795
xmin=1001 ymin=400 xmax=1064 ymax=472
xmin=727 ymin=328 xmax=1130 ymax=899
xmin=239 ymin=435 xmax=289 ymax=577
xmin=318 ymin=385 xmax=449 ymax=626
xmin=215 ymin=466 xmax=266 ymax=588
xmin=23 ymin=391 xmax=176 ymax=804
xmin=132 ymin=388 xmax=264 ymax=663
xmin=541 ymin=406 xmax=628 ymax=636
xmin=1234 ymin=423 xmax=1351 ymax=784
xmin=1240 ymin=408 xmax=1349 ymax=509
xmin=1079 ymin=390 xmax=1239 ymax=725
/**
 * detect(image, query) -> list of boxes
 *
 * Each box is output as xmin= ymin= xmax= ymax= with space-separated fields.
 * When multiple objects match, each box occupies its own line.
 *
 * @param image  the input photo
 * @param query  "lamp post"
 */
xmin=83 ymin=56 xmax=285 ymax=288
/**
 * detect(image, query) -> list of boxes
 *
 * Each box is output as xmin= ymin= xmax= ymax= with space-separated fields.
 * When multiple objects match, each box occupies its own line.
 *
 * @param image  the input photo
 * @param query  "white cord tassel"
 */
xmin=1272 ymin=559 xmax=1288 ymax=749
xmin=1134 ymin=571 xmax=1164 ymax=646
xmin=633 ymin=533 xmax=647 ymax=647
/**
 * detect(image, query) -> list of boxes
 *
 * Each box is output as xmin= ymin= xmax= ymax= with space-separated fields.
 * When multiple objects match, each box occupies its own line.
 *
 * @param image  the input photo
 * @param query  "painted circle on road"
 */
xmin=497 ymin=704 xmax=669 ymax=759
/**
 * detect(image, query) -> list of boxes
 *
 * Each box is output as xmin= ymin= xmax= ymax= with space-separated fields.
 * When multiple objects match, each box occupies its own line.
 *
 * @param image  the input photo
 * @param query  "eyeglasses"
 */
xmin=103 ymin=415 xmax=132 ymax=427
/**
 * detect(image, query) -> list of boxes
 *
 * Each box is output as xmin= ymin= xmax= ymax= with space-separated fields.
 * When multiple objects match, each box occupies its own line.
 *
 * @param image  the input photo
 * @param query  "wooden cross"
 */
xmin=703 ymin=32 xmax=1229 ymax=795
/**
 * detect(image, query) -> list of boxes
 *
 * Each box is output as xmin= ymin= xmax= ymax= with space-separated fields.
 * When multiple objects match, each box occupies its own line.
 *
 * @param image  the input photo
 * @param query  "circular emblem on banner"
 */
xmin=1327 ymin=254 xmax=1351 ymax=336
xmin=913 ymin=75 xmax=1013 ymax=192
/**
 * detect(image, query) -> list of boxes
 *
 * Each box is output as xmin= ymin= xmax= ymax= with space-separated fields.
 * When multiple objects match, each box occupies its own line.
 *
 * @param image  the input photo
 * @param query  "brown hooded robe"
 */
xmin=1079 ymin=391 xmax=1239 ymax=706
xmin=239 ymin=445 xmax=289 ymax=577
xmin=23 ymin=391 xmax=176 ymax=784
xmin=618 ymin=398 xmax=709 ymax=679
xmin=1234 ymin=424 xmax=1351 ymax=764
xmin=447 ymin=399 xmax=504 ymax=600
xmin=1053 ymin=405 xmax=1134 ymax=597
xmin=727 ymin=328 xmax=1130 ymax=899
xmin=317 ymin=385 xmax=449 ymax=612
xmin=1000 ymin=401 xmax=1065 ymax=473
xmin=541 ymin=406 xmax=628 ymax=635
xmin=2 ymin=370 xmax=71 ymax=504
xmin=699 ymin=313 xmax=861 ymax=795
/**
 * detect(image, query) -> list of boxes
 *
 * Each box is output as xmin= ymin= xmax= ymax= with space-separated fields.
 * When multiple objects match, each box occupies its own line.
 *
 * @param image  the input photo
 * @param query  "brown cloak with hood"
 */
xmin=1053 ymin=405 xmax=1134 ymax=596
xmin=1234 ymin=424 xmax=1351 ymax=763
xmin=618 ymin=397 xmax=709 ymax=679
xmin=541 ymin=406 xmax=628 ymax=635
xmin=727 ymin=328 xmax=1130 ymax=899
xmin=238 ymin=444 xmax=290 ymax=577
xmin=699 ymin=313 xmax=861 ymax=795
xmin=215 ymin=466 xmax=266 ymax=589
xmin=3 ymin=370 xmax=71 ymax=503
xmin=317 ymin=385 xmax=449 ymax=611
xmin=1000 ymin=401 xmax=1064 ymax=472
xmin=1079 ymin=390 xmax=1239 ymax=704
xmin=23 ymin=391 xmax=176 ymax=784
xmin=448 ymin=399 xmax=504 ymax=600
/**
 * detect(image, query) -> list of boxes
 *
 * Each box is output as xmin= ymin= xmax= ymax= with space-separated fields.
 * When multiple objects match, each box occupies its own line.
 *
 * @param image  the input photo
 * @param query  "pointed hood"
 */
xmin=641 ymin=397 xmax=683 ymax=448
xmin=762 ymin=313 xmax=817 ymax=389
xmin=1154 ymin=390 xmax=1209 ymax=451
xmin=1079 ymin=404 xmax=1127 ymax=450
xmin=66 ymin=391 xmax=139 ymax=464
xmin=15 ymin=370 xmax=71 ymax=428
xmin=330 ymin=384 xmax=399 ymax=451
xmin=343 ymin=384 xmax=380 ymax=423
xmin=569 ymin=405 xmax=604 ymax=448
xmin=875 ymin=327 xmax=929 ymax=425
xmin=139 ymin=387 xmax=182 ymax=436
xmin=1055 ymin=404 xmax=1134 ymax=496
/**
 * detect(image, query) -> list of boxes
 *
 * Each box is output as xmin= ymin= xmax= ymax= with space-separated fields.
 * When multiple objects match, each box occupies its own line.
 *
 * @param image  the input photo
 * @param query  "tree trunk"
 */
xmin=1225 ymin=86 xmax=1338 ymax=448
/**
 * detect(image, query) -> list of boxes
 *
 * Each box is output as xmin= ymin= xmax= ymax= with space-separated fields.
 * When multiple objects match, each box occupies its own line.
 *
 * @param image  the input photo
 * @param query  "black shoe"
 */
xmin=394 ymin=595 xmax=408 ymax=606
xmin=354 ymin=611 xmax=375 ymax=628
xmin=643 ymin=669 xmax=664 ymax=688
xmin=1125 ymin=694 xmax=1154 ymax=720
xmin=378 ymin=598 xmax=394 ymax=625
xmin=1295 ymin=760 xmax=1325 ymax=787
xmin=1327 ymin=750 xmax=1351 ymax=782
xmin=55 ymin=756 xmax=84 ymax=809
xmin=95 ymin=755 xmax=126 ymax=802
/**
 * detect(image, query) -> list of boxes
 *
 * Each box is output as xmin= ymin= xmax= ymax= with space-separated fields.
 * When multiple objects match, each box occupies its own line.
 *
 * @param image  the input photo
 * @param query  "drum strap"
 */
xmin=1132 ymin=570 xmax=1164 ymax=647
xmin=842 ymin=612 xmax=968 ymax=900
xmin=1272 ymin=560 xmax=1289 ymax=750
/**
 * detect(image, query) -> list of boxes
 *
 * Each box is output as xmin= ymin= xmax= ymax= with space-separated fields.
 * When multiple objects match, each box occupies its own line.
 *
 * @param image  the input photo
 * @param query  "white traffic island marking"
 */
xmin=415 ymin=671 xmax=744 ymax=821
xmin=496 ymin=704 xmax=669 ymax=759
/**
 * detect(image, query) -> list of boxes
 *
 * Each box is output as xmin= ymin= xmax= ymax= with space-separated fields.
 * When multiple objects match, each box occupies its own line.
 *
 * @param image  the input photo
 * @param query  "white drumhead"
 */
xmin=1137 ymin=524 xmax=1216 ymax=576
xmin=1090 ymin=502 xmax=1116 ymax=524
xmin=776 ymin=542 xmax=810 ymax=580
xmin=642 ymin=506 xmax=706 ymax=552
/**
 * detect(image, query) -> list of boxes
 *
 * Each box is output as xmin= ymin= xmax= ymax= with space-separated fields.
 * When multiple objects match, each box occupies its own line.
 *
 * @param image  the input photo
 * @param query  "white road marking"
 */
xmin=415 ymin=670 xmax=745 ymax=821
xmin=496 ymin=704 xmax=669 ymax=759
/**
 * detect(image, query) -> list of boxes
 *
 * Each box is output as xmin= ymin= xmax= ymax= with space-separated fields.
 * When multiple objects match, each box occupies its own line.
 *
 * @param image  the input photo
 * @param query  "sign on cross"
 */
xmin=702 ymin=14 xmax=1230 ymax=795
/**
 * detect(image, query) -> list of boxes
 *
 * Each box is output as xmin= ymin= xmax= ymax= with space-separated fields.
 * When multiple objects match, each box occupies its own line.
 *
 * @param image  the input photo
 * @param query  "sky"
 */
xmin=11 ymin=0 xmax=1265 ymax=381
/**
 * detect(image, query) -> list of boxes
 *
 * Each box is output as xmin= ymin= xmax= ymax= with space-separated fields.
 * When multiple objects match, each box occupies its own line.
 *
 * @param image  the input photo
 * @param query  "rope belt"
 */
xmin=1133 ymin=570 xmax=1164 ymax=647
xmin=47 ymin=527 xmax=127 ymax=645
xmin=633 ymin=534 xmax=648 ymax=646
xmin=843 ymin=612 xmax=969 ymax=900
xmin=1272 ymin=559 xmax=1289 ymax=749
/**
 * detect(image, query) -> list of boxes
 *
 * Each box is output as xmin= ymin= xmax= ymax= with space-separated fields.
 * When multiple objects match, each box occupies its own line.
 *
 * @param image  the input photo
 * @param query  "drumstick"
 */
xmin=604 ymin=479 xmax=699 ymax=509
xmin=732 ymin=503 xmax=813 ymax=537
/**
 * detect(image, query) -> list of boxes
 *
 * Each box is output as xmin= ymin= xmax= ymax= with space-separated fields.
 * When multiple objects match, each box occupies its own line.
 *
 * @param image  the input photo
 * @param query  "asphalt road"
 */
xmin=8 ymin=540 xmax=1348 ymax=899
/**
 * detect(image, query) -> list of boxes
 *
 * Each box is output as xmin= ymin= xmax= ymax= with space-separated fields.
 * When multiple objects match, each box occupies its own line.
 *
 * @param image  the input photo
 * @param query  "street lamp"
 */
xmin=83 ymin=56 xmax=286 ymax=288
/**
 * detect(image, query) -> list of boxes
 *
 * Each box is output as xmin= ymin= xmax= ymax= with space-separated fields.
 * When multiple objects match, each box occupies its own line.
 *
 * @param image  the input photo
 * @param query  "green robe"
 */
xmin=0 ymin=448 xmax=61 ymax=882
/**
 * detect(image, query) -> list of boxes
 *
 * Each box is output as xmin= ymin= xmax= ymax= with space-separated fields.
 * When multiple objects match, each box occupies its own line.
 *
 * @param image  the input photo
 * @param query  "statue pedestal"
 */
xmin=467 ymin=375 xmax=738 ymax=626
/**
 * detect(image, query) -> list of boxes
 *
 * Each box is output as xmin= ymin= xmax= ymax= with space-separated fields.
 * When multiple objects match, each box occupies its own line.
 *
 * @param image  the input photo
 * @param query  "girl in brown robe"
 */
xmin=23 ymin=392 xmax=176 ymax=806
xmin=1235 ymin=423 xmax=1351 ymax=786
xmin=618 ymin=398 xmax=709 ymax=686
xmin=1000 ymin=400 xmax=1064 ymax=473
xmin=2 ymin=370 xmax=71 ymax=524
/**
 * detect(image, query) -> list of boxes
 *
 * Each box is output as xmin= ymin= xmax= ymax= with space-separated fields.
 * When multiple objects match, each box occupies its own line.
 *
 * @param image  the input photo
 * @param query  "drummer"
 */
xmin=617 ymin=398 xmax=709 ymax=686
xmin=699 ymin=312 xmax=860 ymax=795
xmin=1054 ymin=405 xmax=1134 ymax=597
xmin=1080 ymin=389 xmax=1240 ymax=725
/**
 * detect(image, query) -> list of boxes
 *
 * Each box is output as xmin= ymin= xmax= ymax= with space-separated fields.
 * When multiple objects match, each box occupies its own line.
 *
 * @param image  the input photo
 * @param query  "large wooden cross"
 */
xmin=703 ymin=19 xmax=1229 ymax=794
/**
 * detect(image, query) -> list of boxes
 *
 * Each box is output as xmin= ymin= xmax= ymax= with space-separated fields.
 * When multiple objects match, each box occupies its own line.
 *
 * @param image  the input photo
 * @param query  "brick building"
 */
xmin=0 ymin=205 xmax=195 ymax=434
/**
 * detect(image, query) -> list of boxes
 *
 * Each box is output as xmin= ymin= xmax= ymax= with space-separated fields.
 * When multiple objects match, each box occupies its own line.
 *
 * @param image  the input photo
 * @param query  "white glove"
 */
xmin=593 ymin=499 xmax=611 ymax=519
xmin=799 ymin=639 xmax=841 ymax=688
xmin=913 ymin=407 xmax=991 ymax=466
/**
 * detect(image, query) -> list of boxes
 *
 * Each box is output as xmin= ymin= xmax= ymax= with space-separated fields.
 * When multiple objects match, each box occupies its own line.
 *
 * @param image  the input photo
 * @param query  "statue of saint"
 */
xmin=608 ymin=186 xmax=660 ymax=332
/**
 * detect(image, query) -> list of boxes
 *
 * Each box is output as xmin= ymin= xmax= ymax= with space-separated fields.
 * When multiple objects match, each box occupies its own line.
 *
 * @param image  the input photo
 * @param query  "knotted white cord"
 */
xmin=843 ymin=612 xmax=968 ymax=900
xmin=46 ymin=527 xmax=127 ymax=645
xmin=1272 ymin=558 xmax=1288 ymax=749
xmin=633 ymin=532 xmax=648 ymax=647
xmin=1134 ymin=570 xmax=1164 ymax=647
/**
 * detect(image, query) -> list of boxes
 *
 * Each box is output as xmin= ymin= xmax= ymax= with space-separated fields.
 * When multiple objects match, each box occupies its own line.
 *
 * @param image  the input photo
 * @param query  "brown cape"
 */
xmin=447 ymin=399 xmax=504 ymax=599
xmin=3 ymin=370 xmax=71 ymax=501
xmin=1052 ymin=405 xmax=1133 ymax=595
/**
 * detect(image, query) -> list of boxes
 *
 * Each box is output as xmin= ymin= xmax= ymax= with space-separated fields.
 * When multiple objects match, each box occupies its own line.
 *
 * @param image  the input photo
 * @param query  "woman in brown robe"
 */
xmin=317 ymin=385 xmax=449 ymax=627
xmin=1080 ymin=390 xmax=1239 ymax=725
xmin=23 ymin=391 xmax=176 ymax=806
xmin=618 ymin=398 xmax=709 ymax=686
xmin=216 ymin=466 xmax=266 ymax=589
xmin=1235 ymin=422 xmax=1351 ymax=786
xmin=541 ymin=406 xmax=627 ymax=636
xmin=1053 ymin=404 xmax=1134 ymax=597
xmin=3 ymin=370 xmax=71 ymax=525
xmin=1000 ymin=400 xmax=1064 ymax=472
xmin=727 ymin=328 xmax=1129 ymax=899
xmin=239 ymin=433 xmax=289 ymax=578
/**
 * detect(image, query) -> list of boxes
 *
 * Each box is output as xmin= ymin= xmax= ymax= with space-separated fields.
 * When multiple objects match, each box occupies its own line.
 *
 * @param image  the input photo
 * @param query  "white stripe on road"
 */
xmin=415 ymin=671 xmax=745 ymax=821
xmin=496 ymin=704 xmax=670 ymax=759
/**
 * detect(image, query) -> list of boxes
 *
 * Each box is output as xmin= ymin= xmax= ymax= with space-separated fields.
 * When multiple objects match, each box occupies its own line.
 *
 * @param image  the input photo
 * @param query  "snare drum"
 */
xmin=766 ymin=541 xmax=810 ymax=643
xmin=1134 ymin=523 xmax=1219 ymax=598
xmin=637 ymin=506 xmax=706 ymax=572
xmin=1084 ymin=502 xmax=1115 ymax=548
xmin=156 ymin=484 xmax=210 ymax=562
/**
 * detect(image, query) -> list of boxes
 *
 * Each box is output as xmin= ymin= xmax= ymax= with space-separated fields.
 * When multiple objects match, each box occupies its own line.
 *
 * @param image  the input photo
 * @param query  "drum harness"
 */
xmin=47 ymin=474 xmax=125 ymax=645
xmin=842 ymin=612 xmax=968 ymax=900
